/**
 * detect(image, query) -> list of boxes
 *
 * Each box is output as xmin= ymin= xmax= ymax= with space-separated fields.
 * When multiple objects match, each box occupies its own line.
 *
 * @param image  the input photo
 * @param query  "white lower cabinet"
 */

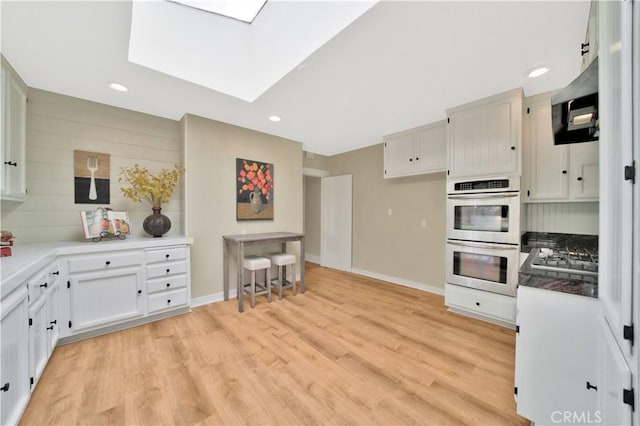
xmin=1 ymin=238 xmax=192 ymax=425
xmin=515 ymin=286 xmax=599 ymax=424
xmin=67 ymin=266 xmax=144 ymax=333
xmin=0 ymin=286 xmax=30 ymax=426
xmin=444 ymin=284 xmax=516 ymax=326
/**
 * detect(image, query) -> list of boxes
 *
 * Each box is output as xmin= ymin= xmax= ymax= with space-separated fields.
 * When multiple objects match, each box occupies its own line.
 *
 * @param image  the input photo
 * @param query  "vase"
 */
xmin=143 ymin=207 xmax=171 ymax=237
xmin=249 ymin=189 xmax=263 ymax=213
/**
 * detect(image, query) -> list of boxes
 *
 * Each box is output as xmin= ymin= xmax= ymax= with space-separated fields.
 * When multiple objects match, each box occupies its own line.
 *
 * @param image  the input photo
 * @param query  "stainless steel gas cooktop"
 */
xmin=530 ymin=247 xmax=599 ymax=276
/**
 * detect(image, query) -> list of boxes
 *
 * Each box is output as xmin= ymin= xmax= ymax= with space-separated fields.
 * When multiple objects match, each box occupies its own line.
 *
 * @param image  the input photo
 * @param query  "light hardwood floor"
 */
xmin=21 ymin=263 xmax=528 ymax=425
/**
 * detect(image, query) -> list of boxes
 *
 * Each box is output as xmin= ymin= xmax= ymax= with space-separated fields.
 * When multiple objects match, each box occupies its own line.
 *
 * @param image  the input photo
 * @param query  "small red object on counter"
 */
xmin=0 ymin=246 xmax=11 ymax=257
xmin=1 ymin=230 xmax=15 ymax=256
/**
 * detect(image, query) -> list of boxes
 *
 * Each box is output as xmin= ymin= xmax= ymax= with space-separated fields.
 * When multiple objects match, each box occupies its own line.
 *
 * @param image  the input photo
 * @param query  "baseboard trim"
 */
xmin=191 ymin=289 xmax=238 ymax=307
xmin=305 ymin=253 xmax=321 ymax=264
xmin=350 ymin=268 xmax=445 ymax=296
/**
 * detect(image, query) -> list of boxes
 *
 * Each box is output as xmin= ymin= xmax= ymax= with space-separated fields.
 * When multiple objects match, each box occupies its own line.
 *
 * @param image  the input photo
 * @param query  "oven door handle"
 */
xmin=447 ymin=193 xmax=519 ymax=200
xmin=447 ymin=240 xmax=518 ymax=251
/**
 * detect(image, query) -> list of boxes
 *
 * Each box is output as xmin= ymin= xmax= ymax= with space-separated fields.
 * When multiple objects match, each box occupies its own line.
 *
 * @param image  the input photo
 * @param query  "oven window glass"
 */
xmin=454 ymin=205 xmax=509 ymax=232
xmin=453 ymin=252 xmax=508 ymax=284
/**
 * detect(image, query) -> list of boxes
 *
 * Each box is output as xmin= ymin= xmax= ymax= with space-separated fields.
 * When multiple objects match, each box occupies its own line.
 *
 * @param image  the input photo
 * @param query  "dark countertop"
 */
xmin=518 ymin=232 xmax=598 ymax=298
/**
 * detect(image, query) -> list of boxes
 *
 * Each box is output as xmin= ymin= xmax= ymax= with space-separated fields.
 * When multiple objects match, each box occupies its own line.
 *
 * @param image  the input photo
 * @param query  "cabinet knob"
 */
xmin=167 ymin=299 xmax=172 ymax=304
xmin=166 ymin=283 xmax=171 ymax=288
xmin=105 ymin=261 xmax=111 ymax=266
xmin=475 ymin=302 xmax=480 ymax=307
xmin=3 ymin=161 xmax=17 ymax=167
xmin=52 ymin=271 xmax=60 ymax=276
xmin=586 ymin=381 xmax=598 ymax=391
xmin=562 ymin=170 xmax=567 ymax=174
xmin=1 ymin=383 xmax=9 ymax=392
xmin=46 ymin=325 xmax=54 ymax=330
xmin=409 ymin=158 xmax=413 ymax=162
xmin=165 ymin=254 xmax=170 ymax=259
xmin=166 ymin=269 xmax=170 ymax=274
xmin=577 ymin=177 xmax=583 ymax=181
xmin=137 ymin=290 xmax=142 ymax=294
xmin=510 ymin=146 xmax=516 ymax=151
xmin=39 ymin=283 xmax=48 ymax=288
xmin=50 ymin=320 xmax=57 ymax=325
xmin=415 ymin=157 xmax=420 ymax=161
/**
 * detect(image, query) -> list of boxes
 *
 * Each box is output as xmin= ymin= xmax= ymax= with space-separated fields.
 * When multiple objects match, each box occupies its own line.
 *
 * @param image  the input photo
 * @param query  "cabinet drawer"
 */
xmin=147 ymin=275 xmax=187 ymax=294
xmin=146 ymin=246 xmax=187 ymax=264
xmin=67 ymin=251 xmax=144 ymax=274
xmin=147 ymin=288 xmax=188 ymax=314
xmin=146 ymin=261 xmax=187 ymax=279
xmin=445 ymin=284 xmax=516 ymax=323
xmin=27 ymin=270 xmax=48 ymax=305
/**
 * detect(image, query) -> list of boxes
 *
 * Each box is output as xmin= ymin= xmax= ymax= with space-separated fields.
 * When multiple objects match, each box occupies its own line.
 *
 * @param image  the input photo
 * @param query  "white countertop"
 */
xmin=1 ymin=236 xmax=193 ymax=298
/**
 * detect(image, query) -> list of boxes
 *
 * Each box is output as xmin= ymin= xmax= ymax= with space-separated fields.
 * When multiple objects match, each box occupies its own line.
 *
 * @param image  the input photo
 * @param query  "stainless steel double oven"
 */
xmin=446 ymin=176 xmax=520 ymax=296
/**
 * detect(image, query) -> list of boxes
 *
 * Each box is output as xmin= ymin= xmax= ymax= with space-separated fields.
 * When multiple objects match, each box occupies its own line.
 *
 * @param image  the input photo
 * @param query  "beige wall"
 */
xmin=0 ymin=89 xmax=183 ymax=242
xmin=326 ymin=144 xmax=446 ymax=289
xmin=183 ymin=114 xmax=303 ymax=299
xmin=302 ymin=151 xmax=330 ymax=171
xmin=303 ymin=176 xmax=321 ymax=258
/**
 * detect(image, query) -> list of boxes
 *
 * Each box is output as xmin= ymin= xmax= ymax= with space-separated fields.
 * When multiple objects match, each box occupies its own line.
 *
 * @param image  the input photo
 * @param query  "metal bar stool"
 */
xmin=242 ymin=255 xmax=272 ymax=308
xmin=268 ymin=253 xmax=297 ymax=300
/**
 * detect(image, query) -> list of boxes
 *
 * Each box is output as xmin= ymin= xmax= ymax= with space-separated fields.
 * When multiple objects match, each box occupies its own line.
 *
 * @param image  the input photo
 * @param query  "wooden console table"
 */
xmin=222 ymin=232 xmax=305 ymax=312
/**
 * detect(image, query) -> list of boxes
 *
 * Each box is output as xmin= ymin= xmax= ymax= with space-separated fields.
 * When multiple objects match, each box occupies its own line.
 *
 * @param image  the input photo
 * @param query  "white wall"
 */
xmin=525 ymin=202 xmax=599 ymax=235
xmin=0 ymin=89 xmax=184 ymax=242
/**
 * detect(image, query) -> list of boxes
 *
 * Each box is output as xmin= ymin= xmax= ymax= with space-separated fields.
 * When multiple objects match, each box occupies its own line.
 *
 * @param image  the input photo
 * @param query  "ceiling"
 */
xmin=1 ymin=1 xmax=591 ymax=156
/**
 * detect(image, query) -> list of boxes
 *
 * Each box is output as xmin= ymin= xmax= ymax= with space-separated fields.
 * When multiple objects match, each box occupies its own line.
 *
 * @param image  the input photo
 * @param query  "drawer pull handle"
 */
xmin=52 ymin=271 xmax=60 ymax=276
xmin=166 ymin=283 xmax=171 ymax=288
xmin=137 ymin=290 xmax=142 ymax=294
xmin=4 ymin=161 xmax=17 ymax=167
xmin=586 ymin=381 xmax=598 ymax=391
xmin=46 ymin=325 xmax=54 ymax=330
xmin=50 ymin=320 xmax=57 ymax=325
xmin=475 ymin=302 xmax=480 ymax=307
xmin=166 ymin=254 xmax=170 ymax=259
xmin=167 ymin=299 xmax=172 ymax=304
xmin=1 ymin=383 xmax=9 ymax=392
xmin=105 ymin=261 xmax=111 ymax=266
xmin=40 ymin=283 xmax=48 ymax=288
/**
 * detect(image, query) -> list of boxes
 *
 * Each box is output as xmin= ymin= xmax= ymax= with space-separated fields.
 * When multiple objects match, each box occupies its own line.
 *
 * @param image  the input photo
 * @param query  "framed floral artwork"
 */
xmin=236 ymin=158 xmax=274 ymax=220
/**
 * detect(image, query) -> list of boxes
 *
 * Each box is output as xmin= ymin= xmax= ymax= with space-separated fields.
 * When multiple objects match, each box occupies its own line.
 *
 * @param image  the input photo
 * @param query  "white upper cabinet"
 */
xmin=383 ymin=120 xmax=446 ymax=178
xmin=522 ymin=92 xmax=599 ymax=202
xmin=0 ymin=55 xmax=27 ymax=202
xmin=446 ymin=88 xmax=523 ymax=179
xmin=580 ymin=0 xmax=599 ymax=72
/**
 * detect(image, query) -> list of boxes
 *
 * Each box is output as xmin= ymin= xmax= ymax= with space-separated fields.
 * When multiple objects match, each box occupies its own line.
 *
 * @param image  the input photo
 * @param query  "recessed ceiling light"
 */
xmin=109 ymin=82 xmax=128 ymax=92
xmin=269 ymin=115 xmax=281 ymax=122
xmin=526 ymin=66 xmax=550 ymax=78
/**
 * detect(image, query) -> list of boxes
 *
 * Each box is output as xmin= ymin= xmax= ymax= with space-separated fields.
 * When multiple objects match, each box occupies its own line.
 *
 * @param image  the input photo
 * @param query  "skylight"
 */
xmin=169 ymin=0 xmax=267 ymax=23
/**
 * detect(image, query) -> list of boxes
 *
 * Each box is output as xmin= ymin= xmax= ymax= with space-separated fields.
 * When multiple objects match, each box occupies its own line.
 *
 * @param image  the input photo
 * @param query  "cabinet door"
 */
xmin=45 ymin=282 xmax=60 ymax=353
xmin=525 ymin=99 xmax=570 ymax=201
xmin=383 ymin=131 xmax=415 ymax=178
xmin=448 ymin=90 xmax=521 ymax=178
xmin=29 ymin=295 xmax=49 ymax=388
xmin=414 ymin=122 xmax=446 ymax=173
xmin=569 ymin=142 xmax=599 ymax=200
xmin=0 ymin=56 xmax=27 ymax=202
xmin=597 ymin=318 xmax=633 ymax=425
xmin=0 ymin=287 xmax=30 ymax=426
xmin=69 ymin=266 xmax=144 ymax=333
xmin=515 ymin=287 xmax=599 ymax=423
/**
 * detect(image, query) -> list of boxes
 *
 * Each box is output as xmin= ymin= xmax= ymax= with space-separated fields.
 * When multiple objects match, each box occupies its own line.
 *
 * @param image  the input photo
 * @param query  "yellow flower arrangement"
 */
xmin=118 ymin=164 xmax=184 ymax=208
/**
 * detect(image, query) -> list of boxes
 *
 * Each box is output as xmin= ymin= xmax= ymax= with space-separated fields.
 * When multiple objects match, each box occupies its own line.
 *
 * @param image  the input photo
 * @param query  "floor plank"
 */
xmin=20 ymin=262 xmax=528 ymax=425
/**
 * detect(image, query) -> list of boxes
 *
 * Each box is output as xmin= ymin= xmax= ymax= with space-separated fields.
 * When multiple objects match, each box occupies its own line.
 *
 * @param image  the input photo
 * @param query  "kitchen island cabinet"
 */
xmin=446 ymin=88 xmax=523 ymax=179
xmin=515 ymin=285 xmax=599 ymax=423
